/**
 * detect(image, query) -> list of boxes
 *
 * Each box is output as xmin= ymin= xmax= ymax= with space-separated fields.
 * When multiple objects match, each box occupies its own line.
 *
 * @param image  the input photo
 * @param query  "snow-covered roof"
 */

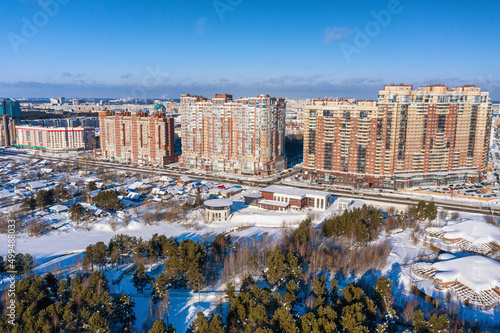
xmin=178 ymin=175 xmax=192 ymax=182
xmin=201 ymin=181 xmax=216 ymax=188
xmin=127 ymin=182 xmax=144 ymax=190
xmin=0 ymin=190 xmax=14 ymax=199
xmin=258 ymin=199 xmax=289 ymax=208
xmin=158 ymin=176 xmax=175 ymax=182
xmin=26 ymin=181 xmax=46 ymax=190
xmin=441 ymin=219 xmax=500 ymax=245
xmin=244 ymin=192 xmax=263 ymax=198
xmin=260 ymin=185 xmax=330 ymax=198
xmin=49 ymin=204 xmax=68 ymax=213
xmin=334 ymin=198 xmax=352 ymax=205
xmin=432 ymin=255 xmax=500 ymax=292
xmin=126 ymin=192 xmax=142 ymax=200
xmin=204 ymin=199 xmax=233 ymax=208
xmin=438 ymin=253 xmax=456 ymax=261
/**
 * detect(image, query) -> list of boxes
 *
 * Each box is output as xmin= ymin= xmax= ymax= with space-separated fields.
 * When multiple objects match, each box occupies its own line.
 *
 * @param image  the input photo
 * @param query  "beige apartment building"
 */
xmin=179 ymin=94 xmax=286 ymax=175
xmin=304 ymin=84 xmax=492 ymax=188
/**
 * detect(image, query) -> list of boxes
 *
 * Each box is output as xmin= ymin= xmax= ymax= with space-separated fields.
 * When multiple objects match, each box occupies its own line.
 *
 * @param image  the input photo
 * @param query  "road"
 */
xmin=1 ymin=149 xmax=498 ymax=216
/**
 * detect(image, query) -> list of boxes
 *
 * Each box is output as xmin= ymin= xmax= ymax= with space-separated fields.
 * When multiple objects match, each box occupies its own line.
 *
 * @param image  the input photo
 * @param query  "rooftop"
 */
xmin=432 ymin=255 xmax=500 ymax=292
xmin=260 ymin=185 xmax=330 ymax=198
xmin=442 ymin=219 xmax=500 ymax=245
xmin=204 ymin=199 xmax=233 ymax=208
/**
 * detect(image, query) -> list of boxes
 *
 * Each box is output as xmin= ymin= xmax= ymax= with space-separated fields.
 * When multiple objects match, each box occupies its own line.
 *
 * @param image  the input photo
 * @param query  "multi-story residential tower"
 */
xmin=97 ymin=110 xmax=177 ymax=165
xmin=14 ymin=125 xmax=96 ymax=151
xmin=0 ymin=116 xmax=16 ymax=146
xmin=179 ymin=94 xmax=286 ymax=175
xmin=0 ymin=99 xmax=21 ymax=120
xmin=304 ymin=85 xmax=492 ymax=188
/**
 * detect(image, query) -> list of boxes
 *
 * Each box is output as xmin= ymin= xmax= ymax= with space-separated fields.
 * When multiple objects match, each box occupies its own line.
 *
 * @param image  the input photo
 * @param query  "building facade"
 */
xmin=0 ymin=99 xmax=21 ymax=120
xmin=97 ymin=110 xmax=177 ymax=166
xmin=14 ymin=125 xmax=96 ymax=151
xmin=179 ymin=94 xmax=286 ymax=175
xmin=304 ymin=85 xmax=492 ymax=188
xmin=259 ymin=185 xmax=331 ymax=210
xmin=0 ymin=116 xmax=16 ymax=146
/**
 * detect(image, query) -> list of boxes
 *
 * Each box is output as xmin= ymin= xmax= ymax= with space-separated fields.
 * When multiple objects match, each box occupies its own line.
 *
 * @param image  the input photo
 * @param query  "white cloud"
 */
xmin=195 ymin=17 xmax=207 ymax=35
xmin=323 ymin=26 xmax=353 ymax=43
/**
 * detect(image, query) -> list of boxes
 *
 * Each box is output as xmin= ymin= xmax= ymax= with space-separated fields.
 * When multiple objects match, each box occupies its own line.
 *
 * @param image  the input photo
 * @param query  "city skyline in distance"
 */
xmin=1 ymin=0 xmax=499 ymax=99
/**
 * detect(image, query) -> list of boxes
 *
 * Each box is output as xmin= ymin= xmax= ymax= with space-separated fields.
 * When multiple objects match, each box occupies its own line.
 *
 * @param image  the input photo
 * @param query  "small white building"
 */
xmin=333 ymin=198 xmax=351 ymax=211
xmin=49 ymin=204 xmax=69 ymax=214
xmin=204 ymin=199 xmax=232 ymax=222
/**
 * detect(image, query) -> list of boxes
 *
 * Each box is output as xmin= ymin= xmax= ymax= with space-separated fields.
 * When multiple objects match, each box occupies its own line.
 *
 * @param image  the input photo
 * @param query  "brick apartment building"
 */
xmin=304 ymin=84 xmax=492 ymax=188
xmin=0 ymin=116 xmax=16 ymax=146
xmin=96 ymin=110 xmax=177 ymax=166
xmin=179 ymin=94 xmax=286 ymax=175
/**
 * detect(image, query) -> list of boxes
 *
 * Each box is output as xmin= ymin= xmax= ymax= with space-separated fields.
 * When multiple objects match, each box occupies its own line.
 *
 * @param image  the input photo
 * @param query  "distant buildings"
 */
xmin=14 ymin=125 xmax=96 ymax=151
xmin=179 ymin=94 xmax=286 ymax=175
xmin=304 ymin=85 xmax=492 ymax=188
xmin=96 ymin=110 xmax=177 ymax=166
xmin=25 ymin=117 xmax=99 ymax=128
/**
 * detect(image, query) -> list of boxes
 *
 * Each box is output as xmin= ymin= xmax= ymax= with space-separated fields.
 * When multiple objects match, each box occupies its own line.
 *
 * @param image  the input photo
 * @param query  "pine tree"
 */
xmin=70 ymin=203 xmax=85 ymax=222
xmin=22 ymin=195 xmax=37 ymax=212
xmin=425 ymin=202 xmax=438 ymax=221
xmin=273 ymin=306 xmax=299 ymax=333
xmin=208 ymin=314 xmax=223 ymax=333
xmin=149 ymin=319 xmax=167 ymax=333
xmin=412 ymin=309 xmax=427 ymax=333
xmin=133 ymin=263 xmax=151 ymax=293
xmin=265 ymin=245 xmax=287 ymax=285
xmin=86 ymin=312 xmax=111 ymax=333
xmin=116 ymin=294 xmax=136 ymax=331
xmin=192 ymin=312 xmax=209 ymax=333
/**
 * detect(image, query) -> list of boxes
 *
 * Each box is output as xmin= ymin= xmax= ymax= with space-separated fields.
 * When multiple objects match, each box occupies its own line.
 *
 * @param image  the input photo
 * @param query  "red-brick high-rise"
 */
xmin=96 ymin=110 xmax=177 ymax=165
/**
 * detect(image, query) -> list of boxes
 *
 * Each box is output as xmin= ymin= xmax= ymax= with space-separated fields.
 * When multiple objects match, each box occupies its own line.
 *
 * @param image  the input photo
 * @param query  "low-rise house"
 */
xmin=49 ymin=204 xmax=69 ymax=214
xmin=158 ymin=176 xmax=175 ymax=185
xmin=168 ymin=186 xmax=185 ymax=196
xmin=26 ymin=181 xmax=47 ymax=192
xmin=177 ymin=175 xmax=193 ymax=186
xmin=126 ymin=192 xmax=144 ymax=201
xmin=127 ymin=182 xmax=144 ymax=191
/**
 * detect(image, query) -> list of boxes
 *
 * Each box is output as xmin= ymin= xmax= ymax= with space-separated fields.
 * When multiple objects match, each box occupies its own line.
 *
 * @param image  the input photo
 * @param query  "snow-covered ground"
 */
xmin=1 ymin=153 xmax=500 ymax=330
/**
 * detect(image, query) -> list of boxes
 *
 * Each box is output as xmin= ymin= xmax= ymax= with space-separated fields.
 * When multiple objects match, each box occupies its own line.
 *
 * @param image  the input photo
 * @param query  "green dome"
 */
xmin=154 ymin=104 xmax=166 ymax=111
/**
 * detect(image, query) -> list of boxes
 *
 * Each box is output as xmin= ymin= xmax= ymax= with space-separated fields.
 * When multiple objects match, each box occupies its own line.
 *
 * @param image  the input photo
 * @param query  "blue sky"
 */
xmin=1 ymin=0 xmax=499 ymax=99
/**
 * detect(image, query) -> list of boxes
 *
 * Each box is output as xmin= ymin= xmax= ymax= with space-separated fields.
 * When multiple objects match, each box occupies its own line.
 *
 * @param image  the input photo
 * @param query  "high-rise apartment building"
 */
xmin=179 ymin=94 xmax=286 ymax=175
xmin=0 ymin=99 xmax=21 ymax=120
xmin=0 ymin=116 xmax=16 ymax=146
xmin=304 ymin=85 xmax=492 ymax=188
xmin=97 ymin=110 xmax=177 ymax=165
